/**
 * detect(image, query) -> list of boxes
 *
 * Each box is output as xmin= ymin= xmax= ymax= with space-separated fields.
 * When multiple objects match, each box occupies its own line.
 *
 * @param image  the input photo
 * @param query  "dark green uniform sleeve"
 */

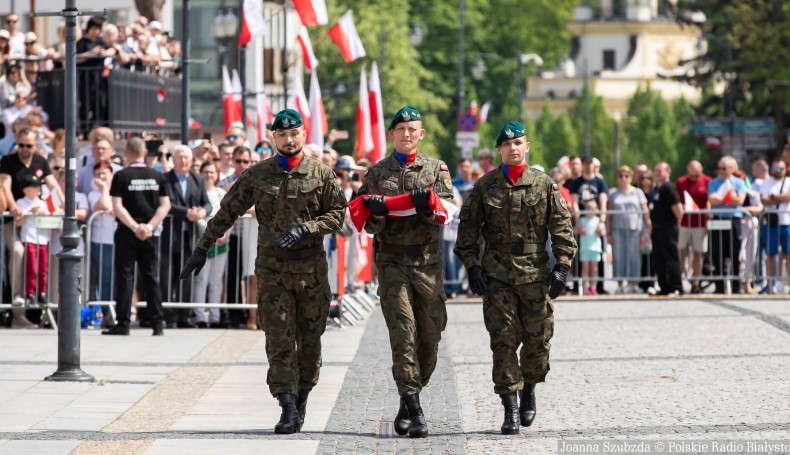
xmin=304 ymin=169 xmax=347 ymax=236
xmin=357 ymin=171 xmax=388 ymax=234
xmin=422 ymin=160 xmax=455 ymax=226
xmin=454 ymin=184 xmax=484 ymax=271
xmin=196 ymin=171 xmax=254 ymax=251
xmin=547 ymin=181 xmax=577 ymax=267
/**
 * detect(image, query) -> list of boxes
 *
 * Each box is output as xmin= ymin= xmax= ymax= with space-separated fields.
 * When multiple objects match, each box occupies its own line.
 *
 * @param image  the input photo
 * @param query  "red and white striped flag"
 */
xmin=712 ymin=179 xmax=735 ymax=205
xmin=327 ymin=10 xmax=366 ymax=63
xmin=347 ymin=191 xmax=459 ymax=233
xmin=297 ymin=27 xmax=318 ymax=71
xmin=238 ymin=0 xmax=267 ymax=47
xmin=308 ymin=70 xmax=327 ymax=148
xmin=290 ymin=70 xmax=312 ymax=141
xmin=355 ymin=65 xmax=373 ymax=160
xmin=293 ymin=0 xmax=328 ymax=26
xmin=368 ymin=61 xmax=385 ymax=163
xmin=222 ymin=65 xmax=242 ymax=133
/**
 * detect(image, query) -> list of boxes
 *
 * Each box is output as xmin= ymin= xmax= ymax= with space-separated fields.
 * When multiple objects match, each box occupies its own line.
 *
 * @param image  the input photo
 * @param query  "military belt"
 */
xmin=377 ymin=242 xmax=439 ymax=256
xmin=487 ymin=243 xmax=546 ymax=255
xmin=262 ymin=245 xmax=324 ymax=260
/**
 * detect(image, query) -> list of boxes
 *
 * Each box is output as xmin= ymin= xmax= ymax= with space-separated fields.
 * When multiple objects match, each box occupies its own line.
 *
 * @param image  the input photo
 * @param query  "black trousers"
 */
xmin=114 ymin=228 xmax=164 ymax=327
xmin=710 ymin=218 xmax=742 ymax=294
xmin=226 ymin=234 xmax=245 ymax=326
xmin=652 ymin=223 xmax=683 ymax=293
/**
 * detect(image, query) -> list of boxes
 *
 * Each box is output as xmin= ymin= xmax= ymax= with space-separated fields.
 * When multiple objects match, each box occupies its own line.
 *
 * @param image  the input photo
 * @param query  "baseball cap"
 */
xmin=24 ymin=32 xmax=37 ymax=44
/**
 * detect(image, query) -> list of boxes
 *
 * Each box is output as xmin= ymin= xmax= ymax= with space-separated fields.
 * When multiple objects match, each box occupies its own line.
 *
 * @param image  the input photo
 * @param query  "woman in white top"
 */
xmin=192 ymin=161 xmax=228 ymax=327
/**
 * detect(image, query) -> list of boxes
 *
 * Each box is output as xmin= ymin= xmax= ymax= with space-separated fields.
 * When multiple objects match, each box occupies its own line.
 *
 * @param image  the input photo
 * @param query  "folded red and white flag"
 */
xmin=348 ymin=190 xmax=459 ymax=233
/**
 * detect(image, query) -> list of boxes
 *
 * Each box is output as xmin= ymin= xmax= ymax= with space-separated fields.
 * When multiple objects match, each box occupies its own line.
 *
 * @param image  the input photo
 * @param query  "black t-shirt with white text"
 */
xmin=568 ymin=175 xmax=609 ymax=211
xmin=110 ymin=167 xmax=168 ymax=231
xmin=0 ymin=153 xmax=52 ymax=201
xmin=650 ymin=180 xmax=681 ymax=225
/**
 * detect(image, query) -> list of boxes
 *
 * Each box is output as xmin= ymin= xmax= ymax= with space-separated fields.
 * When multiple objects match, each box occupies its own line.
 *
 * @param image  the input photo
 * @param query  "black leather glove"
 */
xmin=468 ymin=266 xmax=488 ymax=296
xmin=548 ymin=263 xmax=570 ymax=299
xmin=275 ymin=224 xmax=310 ymax=249
xmin=366 ymin=195 xmax=388 ymax=217
xmin=410 ymin=187 xmax=431 ymax=216
xmin=179 ymin=247 xmax=208 ymax=279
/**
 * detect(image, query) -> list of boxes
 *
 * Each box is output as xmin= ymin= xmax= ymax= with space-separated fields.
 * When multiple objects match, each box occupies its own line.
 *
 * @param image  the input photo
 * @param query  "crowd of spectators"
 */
xmin=0 ymin=12 xmax=183 ymax=142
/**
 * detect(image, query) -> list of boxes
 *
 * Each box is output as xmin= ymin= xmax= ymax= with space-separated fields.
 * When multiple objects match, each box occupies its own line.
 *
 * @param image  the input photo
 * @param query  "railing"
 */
xmin=36 ymin=68 xmax=183 ymax=136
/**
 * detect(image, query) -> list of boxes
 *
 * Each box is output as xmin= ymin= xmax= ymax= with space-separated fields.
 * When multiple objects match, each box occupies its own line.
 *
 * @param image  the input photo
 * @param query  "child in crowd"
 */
xmin=579 ymin=199 xmax=603 ymax=296
xmin=15 ymin=174 xmax=49 ymax=305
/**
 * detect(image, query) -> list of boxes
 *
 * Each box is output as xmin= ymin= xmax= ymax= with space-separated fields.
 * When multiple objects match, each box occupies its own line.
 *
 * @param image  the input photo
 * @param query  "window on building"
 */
xmin=603 ymin=50 xmax=616 ymax=70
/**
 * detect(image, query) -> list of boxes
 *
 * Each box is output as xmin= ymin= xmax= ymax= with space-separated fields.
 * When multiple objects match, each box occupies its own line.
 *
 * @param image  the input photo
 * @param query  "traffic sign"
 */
xmin=457 ymin=112 xmax=480 ymax=132
xmin=456 ymin=131 xmax=480 ymax=159
xmin=692 ymin=117 xmax=775 ymax=150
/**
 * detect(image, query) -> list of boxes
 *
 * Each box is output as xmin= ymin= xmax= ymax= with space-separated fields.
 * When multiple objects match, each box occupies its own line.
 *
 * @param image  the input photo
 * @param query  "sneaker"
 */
xmin=38 ymin=294 xmax=47 ymax=305
xmin=12 ymin=294 xmax=25 ymax=306
xmin=590 ymin=288 xmax=598 ymax=295
xmin=647 ymin=287 xmax=659 ymax=296
xmin=152 ymin=323 xmax=164 ymax=336
xmin=25 ymin=294 xmax=36 ymax=308
xmin=583 ymin=288 xmax=593 ymax=296
xmin=102 ymin=325 xmax=130 ymax=336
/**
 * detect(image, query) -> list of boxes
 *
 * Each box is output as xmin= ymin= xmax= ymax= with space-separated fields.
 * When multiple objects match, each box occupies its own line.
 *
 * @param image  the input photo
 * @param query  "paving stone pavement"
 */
xmin=0 ymin=297 xmax=789 ymax=454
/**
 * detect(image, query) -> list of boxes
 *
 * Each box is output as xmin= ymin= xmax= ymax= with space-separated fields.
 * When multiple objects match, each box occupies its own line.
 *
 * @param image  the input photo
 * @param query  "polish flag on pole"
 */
xmin=297 ymin=27 xmax=318 ymax=71
xmin=255 ymin=80 xmax=273 ymax=143
xmin=327 ymin=10 xmax=366 ymax=63
xmin=683 ymin=190 xmax=699 ymax=212
xmin=368 ymin=61 xmax=385 ymax=163
xmin=231 ymin=69 xmax=248 ymax=127
xmin=479 ymin=101 xmax=492 ymax=122
xmin=355 ymin=64 xmax=373 ymax=160
xmin=238 ymin=0 xmax=267 ymax=48
xmin=293 ymin=0 xmax=328 ymax=26
xmin=712 ymin=179 xmax=735 ymax=205
xmin=290 ymin=70 xmax=312 ymax=142
xmin=308 ymin=70 xmax=327 ymax=148
xmin=222 ymin=65 xmax=242 ymax=133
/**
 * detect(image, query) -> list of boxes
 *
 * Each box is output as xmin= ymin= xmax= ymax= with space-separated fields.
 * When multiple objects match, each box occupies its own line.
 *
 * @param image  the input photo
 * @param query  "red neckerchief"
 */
xmin=502 ymin=163 xmax=526 ymax=184
xmin=288 ymin=154 xmax=303 ymax=170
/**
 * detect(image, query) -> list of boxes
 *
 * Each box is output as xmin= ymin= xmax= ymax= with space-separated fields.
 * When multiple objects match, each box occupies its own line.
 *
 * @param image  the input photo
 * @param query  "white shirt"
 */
xmin=17 ymin=196 xmax=49 ymax=244
xmin=9 ymin=32 xmax=25 ymax=58
xmin=760 ymin=177 xmax=790 ymax=225
xmin=2 ymin=104 xmax=32 ymax=138
xmin=48 ymin=190 xmax=88 ymax=255
xmin=88 ymin=190 xmax=117 ymax=244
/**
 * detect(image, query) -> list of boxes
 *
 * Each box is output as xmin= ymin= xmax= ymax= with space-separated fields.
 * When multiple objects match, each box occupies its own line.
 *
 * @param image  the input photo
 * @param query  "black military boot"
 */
xmin=520 ymin=384 xmax=537 ymax=427
xmin=500 ymin=392 xmax=520 ymax=434
xmin=274 ymin=393 xmax=301 ymax=434
xmin=402 ymin=393 xmax=428 ymax=438
xmin=393 ymin=397 xmax=410 ymax=436
xmin=296 ymin=389 xmax=310 ymax=428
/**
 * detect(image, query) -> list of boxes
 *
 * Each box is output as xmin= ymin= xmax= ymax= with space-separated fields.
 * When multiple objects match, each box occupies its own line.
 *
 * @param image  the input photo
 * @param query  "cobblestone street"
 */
xmin=1 ymin=297 xmax=789 ymax=454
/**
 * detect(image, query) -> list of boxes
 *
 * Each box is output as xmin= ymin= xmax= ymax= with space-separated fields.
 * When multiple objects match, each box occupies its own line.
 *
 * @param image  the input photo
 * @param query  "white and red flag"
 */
xmin=239 ymin=0 xmax=267 ymax=47
xmin=683 ymin=190 xmax=699 ymax=212
xmin=222 ymin=65 xmax=242 ymax=133
xmin=347 ymin=190 xmax=459 ymax=233
xmin=712 ymin=179 xmax=735 ymax=205
xmin=355 ymin=65 xmax=373 ymax=160
xmin=308 ymin=70 xmax=327 ymax=148
xmin=293 ymin=0 xmax=328 ymax=26
xmin=297 ymin=27 xmax=319 ymax=71
xmin=368 ymin=61 xmax=385 ymax=163
xmin=327 ymin=10 xmax=366 ymax=63
xmin=290 ymin=70 xmax=312 ymax=141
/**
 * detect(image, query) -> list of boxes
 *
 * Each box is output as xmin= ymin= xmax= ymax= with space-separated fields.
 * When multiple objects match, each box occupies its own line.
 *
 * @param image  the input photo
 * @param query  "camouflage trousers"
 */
xmin=483 ymin=279 xmax=554 ymax=394
xmin=377 ymin=260 xmax=448 ymax=396
xmin=257 ymin=258 xmax=332 ymax=397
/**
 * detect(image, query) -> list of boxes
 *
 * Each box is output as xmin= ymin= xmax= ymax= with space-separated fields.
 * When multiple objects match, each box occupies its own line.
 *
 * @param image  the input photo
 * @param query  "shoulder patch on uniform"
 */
xmin=552 ymin=183 xmax=559 ymax=190
xmin=439 ymin=161 xmax=448 ymax=171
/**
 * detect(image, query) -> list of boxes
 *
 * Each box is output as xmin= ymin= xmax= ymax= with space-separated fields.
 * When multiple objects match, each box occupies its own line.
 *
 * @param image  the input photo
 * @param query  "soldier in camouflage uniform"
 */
xmin=180 ymin=109 xmax=346 ymax=435
xmin=357 ymin=106 xmax=454 ymax=438
xmin=454 ymin=121 xmax=577 ymax=435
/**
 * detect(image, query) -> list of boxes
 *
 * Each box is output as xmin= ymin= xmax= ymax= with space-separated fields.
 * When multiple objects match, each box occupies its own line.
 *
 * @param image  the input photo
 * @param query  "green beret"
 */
xmin=388 ymin=106 xmax=422 ymax=130
xmin=271 ymin=109 xmax=303 ymax=130
xmin=495 ymin=121 xmax=526 ymax=147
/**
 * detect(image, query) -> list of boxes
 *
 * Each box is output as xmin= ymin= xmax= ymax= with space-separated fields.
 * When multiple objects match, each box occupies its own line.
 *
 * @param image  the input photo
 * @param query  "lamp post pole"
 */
xmin=180 ymin=0 xmax=191 ymax=144
xmin=457 ymin=0 xmax=465 ymax=114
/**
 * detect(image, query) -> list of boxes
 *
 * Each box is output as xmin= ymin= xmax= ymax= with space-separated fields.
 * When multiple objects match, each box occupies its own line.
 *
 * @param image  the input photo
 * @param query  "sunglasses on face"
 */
xmin=53 ymin=166 xmax=63 ymax=171
xmin=226 ymin=135 xmax=239 ymax=141
xmin=718 ymin=166 xmax=728 ymax=171
xmin=6 ymin=19 xmax=17 ymax=24
xmin=17 ymin=143 xmax=34 ymax=148
xmin=235 ymin=159 xmax=250 ymax=165
xmin=773 ymin=166 xmax=785 ymax=171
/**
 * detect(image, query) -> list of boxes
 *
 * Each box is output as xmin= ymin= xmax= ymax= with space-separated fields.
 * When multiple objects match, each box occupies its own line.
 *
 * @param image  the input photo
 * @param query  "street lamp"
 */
xmin=212 ymin=8 xmax=238 ymax=69
xmin=518 ymin=53 xmax=543 ymax=125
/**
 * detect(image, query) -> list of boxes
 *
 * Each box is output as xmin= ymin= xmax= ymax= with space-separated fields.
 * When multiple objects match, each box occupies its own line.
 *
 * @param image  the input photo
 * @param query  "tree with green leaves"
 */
xmin=623 ymin=85 xmax=679 ymax=170
xmin=568 ymin=86 xmax=616 ymax=181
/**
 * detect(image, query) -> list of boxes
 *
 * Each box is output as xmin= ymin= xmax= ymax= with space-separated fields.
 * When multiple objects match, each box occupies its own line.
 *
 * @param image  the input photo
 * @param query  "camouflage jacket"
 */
xmin=357 ymin=152 xmax=454 ymax=266
xmin=454 ymin=166 xmax=577 ymax=285
xmin=196 ymin=156 xmax=346 ymax=271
